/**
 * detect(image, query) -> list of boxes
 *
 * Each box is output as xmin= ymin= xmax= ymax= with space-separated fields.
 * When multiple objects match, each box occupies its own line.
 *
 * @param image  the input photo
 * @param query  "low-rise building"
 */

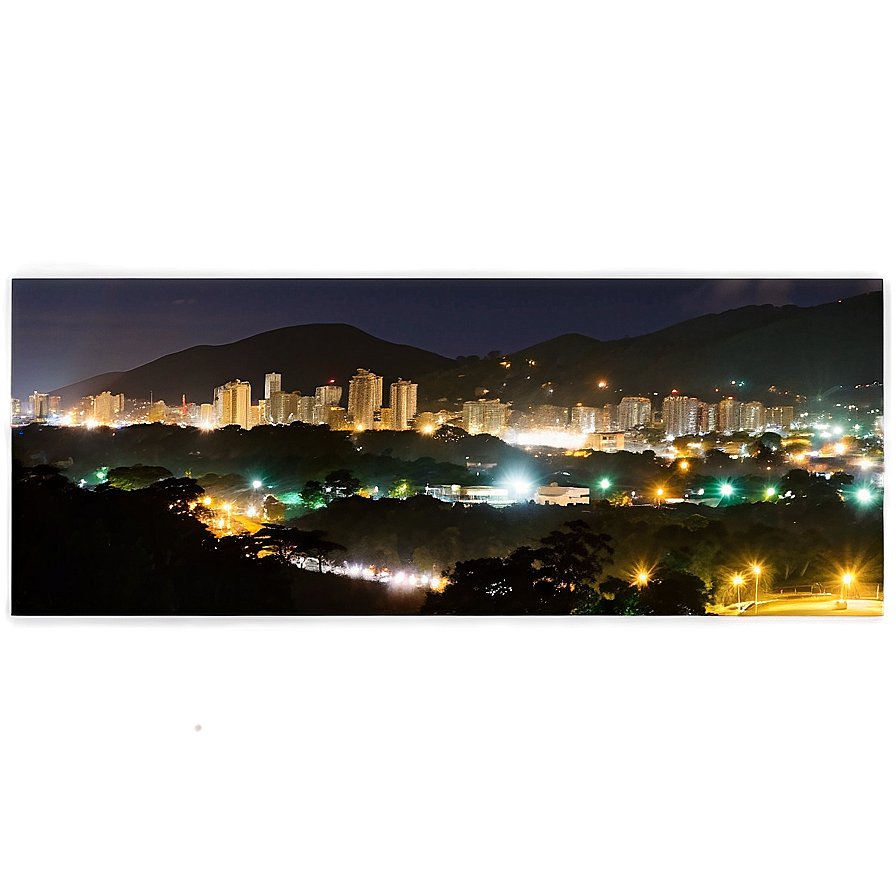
xmin=535 ymin=483 xmax=590 ymax=506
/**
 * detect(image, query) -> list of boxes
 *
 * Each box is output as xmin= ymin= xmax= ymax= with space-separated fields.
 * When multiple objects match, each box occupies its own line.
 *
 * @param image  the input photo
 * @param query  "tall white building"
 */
xmin=29 ymin=391 xmax=49 ymax=420
xmin=264 ymin=372 xmax=282 ymax=400
xmin=742 ymin=401 xmax=765 ymax=433
xmin=662 ymin=394 xmax=699 ymax=438
xmin=215 ymin=380 xmax=252 ymax=429
xmin=618 ymin=396 xmax=652 ymax=431
xmin=347 ymin=369 xmax=383 ymax=430
xmin=765 ymin=406 xmax=794 ymax=431
xmin=93 ymin=391 xmax=124 ymax=425
xmin=570 ymin=405 xmax=600 ymax=434
xmin=462 ymin=399 xmax=507 ymax=436
xmin=389 ymin=380 xmax=418 ymax=431
xmin=315 ymin=383 xmax=342 ymax=407
xmin=719 ymin=398 xmax=743 ymax=433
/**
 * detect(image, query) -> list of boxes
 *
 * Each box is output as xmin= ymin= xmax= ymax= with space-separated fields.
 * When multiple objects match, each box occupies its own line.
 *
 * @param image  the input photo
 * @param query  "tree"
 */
xmin=422 ymin=521 xmax=613 ymax=615
xmin=301 ymin=480 xmax=326 ymax=507
xmin=106 ymin=464 xmax=174 ymax=490
xmin=574 ymin=567 xmax=709 ymax=616
xmin=324 ymin=469 xmax=360 ymax=502
xmin=255 ymin=525 xmax=346 ymax=570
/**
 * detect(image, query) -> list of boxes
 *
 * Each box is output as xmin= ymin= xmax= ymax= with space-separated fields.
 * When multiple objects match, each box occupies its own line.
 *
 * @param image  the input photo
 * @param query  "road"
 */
xmin=713 ymin=595 xmax=883 ymax=617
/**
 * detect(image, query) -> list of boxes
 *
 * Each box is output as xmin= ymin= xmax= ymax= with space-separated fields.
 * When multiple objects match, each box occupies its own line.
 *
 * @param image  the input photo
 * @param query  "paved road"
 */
xmin=714 ymin=596 xmax=883 ymax=616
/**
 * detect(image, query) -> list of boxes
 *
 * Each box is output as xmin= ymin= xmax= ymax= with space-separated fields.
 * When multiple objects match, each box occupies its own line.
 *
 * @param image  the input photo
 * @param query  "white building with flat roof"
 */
xmin=535 ymin=483 xmax=590 ymax=506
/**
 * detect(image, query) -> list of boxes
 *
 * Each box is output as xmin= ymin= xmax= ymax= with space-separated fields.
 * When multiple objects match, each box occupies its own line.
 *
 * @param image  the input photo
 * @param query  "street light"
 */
xmin=732 ymin=573 xmax=745 ymax=608
xmin=842 ymin=572 xmax=854 ymax=604
xmin=752 ymin=565 xmax=761 ymax=615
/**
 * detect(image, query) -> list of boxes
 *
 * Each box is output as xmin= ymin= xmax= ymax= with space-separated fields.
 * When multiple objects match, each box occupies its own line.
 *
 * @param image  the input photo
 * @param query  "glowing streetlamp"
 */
xmin=720 ymin=483 xmax=734 ymax=499
xmin=765 ymin=487 xmax=776 ymax=500
xmin=841 ymin=572 xmax=854 ymax=604
xmin=856 ymin=488 xmax=872 ymax=504
xmin=634 ymin=569 xmax=650 ymax=590
xmin=752 ymin=565 xmax=762 ymax=615
xmin=656 ymin=487 xmax=664 ymax=507
xmin=732 ymin=573 xmax=745 ymax=608
xmin=223 ymin=503 xmax=232 ymax=530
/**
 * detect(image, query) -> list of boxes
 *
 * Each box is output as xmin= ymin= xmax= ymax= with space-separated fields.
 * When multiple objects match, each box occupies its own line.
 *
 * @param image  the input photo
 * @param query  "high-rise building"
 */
xmin=29 ymin=391 xmax=49 ymax=420
xmin=719 ymin=397 xmax=743 ymax=433
xmin=705 ymin=403 xmax=719 ymax=432
xmin=200 ymin=403 xmax=214 ymax=427
xmin=533 ymin=405 xmax=569 ymax=431
xmin=618 ymin=397 xmax=652 ymax=431
xmin=10 ymin=398 xmax=21 ymax=423
xmin=462 ymin=399 xmax=507 ymax=436
xmin=765 ymin=406 xmax=794 ymax=431
xmin=570 ymin=405 xmax=600 ymax=434
xmin=296 ymin=395 xmax=316 ymax=424
xmin=93 ymin=391 xmax=124 ymax=425
xmin=269 ymin=390 xmax=302 ymax=424
xmin=49 ymin=396 xmax=61 ymax=415
xmin=347 ymin=369 xmax=383 ymax=430
xmin=264 ymin=372 xmax=282 ymax=400
xmin=742 ymin=401 xmax=765 ymax=433
xmin=662 ymin=394 xmax=699 ymax=438
xmin=389 ymin=380 xmax=418 ymax=431
xmin=602 ymin=403 xmax=619 ymax=432
xmin=315 ymin=383 xmax=343 ymax=407
xmin=215 ymin=380 xmax=252 ymax=429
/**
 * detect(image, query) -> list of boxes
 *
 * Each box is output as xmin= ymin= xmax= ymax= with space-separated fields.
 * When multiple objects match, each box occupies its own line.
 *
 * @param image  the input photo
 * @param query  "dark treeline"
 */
xmin=11 ymin=461 xmax=421 ymax=615
xmin=288 ymin=488 xmax=883 ymax=597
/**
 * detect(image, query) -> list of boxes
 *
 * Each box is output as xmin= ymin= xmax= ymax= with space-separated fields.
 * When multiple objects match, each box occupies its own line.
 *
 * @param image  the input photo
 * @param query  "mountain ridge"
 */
xmin=51 ymin=291 xmax=883 ymax=411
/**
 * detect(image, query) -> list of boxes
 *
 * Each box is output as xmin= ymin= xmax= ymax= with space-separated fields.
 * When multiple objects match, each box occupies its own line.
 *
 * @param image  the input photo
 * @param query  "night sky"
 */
xmin=0 ymin=0 xmax=896 ymax=896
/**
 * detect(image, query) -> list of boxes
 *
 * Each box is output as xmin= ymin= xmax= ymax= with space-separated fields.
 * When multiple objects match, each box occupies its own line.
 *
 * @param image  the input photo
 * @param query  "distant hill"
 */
xmin=53 ymin=291 xmax=883 ymax=412
xmin=417 ymin=291 xmax=883 ymax=408
xmin=52 ymin=324 xmax=456 ymax=407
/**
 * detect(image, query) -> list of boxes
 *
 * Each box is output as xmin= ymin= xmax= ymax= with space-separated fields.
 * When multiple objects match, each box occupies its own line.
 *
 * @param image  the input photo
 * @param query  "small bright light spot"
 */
xmin=732 ymin=574 xmax=745 ymax=587
xmin=766 ymin=488 xmax=775 ymax=497
xmin=600 ymin=478 xmax=610 ymax=489
xmin=857 ymin=488 xmax=872 ymax=503
xmin=252 ymin=480 xmax=262 ymax=489
xmin=680 ymin=461 xmax=689 ymax=471
xmin=222 ymin=503 xmax=231 ymax=512
xmin=752 ymin=566 xmax=761 ymax=576
xmin=842 ymin=573 xmax=853 ymax=585
xmin=720 ymin=484 xmax=733 ymax=497
xmin=656 ymin=488 xmax=663 ymax=496
xmin=511 ymin=479 xmax=532 ymax=495
xmin=246 ymin=506 xmax=257 ymax=517
xmin=422 ymin=425 xmax=434 ymax=434
xmin=598 ymin=380 xmax=607 ymax=388
xmin=203 ymin=496 xmax=212 ymax=506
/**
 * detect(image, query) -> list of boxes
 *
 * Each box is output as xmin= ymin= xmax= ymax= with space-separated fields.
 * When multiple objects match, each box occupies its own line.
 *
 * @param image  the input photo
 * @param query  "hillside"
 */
xmin=51 ymin=291 xmax=883 ymax=412
xmin=52 ymin=324 xmax=455 ymax=407
xmin=416 ymin=291 xmax=883 ymax=408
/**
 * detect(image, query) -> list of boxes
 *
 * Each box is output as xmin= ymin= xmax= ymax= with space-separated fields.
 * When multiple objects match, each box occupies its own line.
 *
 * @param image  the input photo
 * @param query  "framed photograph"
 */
xmin=10 ymin=278 xmax=883 ymax=616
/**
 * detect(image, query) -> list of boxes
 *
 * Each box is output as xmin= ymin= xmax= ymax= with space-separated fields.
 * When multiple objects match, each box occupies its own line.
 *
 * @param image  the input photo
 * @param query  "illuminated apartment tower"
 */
xmin=719 ymin=397 xmax=743 ymax=433
xmin=264 ymin=373 xmax=282 ymax=422
xmin=570 ymin=405 xmax=600 ymax=434
xmin=618 ymin=396 xmax=652 ymax=431
xmin=347 ymin=369 xmax=383 ymax=430
xmin=742 ymin=401 xmax=765 ymax=433
xmin=93 ymin=391 xmax=124 ymax=425
xmin=313 ymin=383 xmax=343 ymax=425
xmin=269 ymin=391 xmax=302 ymax=424
xmin=389 ymin=380 xmax=418 ymax=431
xmin=765 ymin=406 xmax=794 ymax=431
xmin=662 ymin=394 xmax=699 ymax=438
xmin=264 ymin=372 xmax=282 ymax=399
xmin=215 ymin=380 xmax=252 ymax=429
xmin=462 ymin=399 xmax=507 ymax=436
xmin=29 ymin=391 xmax=49 ymax=420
